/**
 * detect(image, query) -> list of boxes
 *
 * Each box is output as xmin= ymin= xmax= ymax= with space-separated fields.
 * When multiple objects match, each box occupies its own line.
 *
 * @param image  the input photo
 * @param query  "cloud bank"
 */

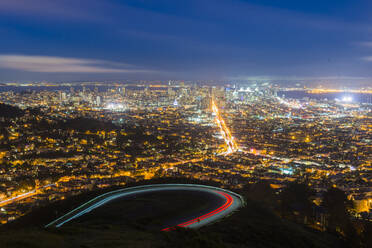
xmin=362 ymin=56 xmax=372 ymax=62
xmin=0 ymin=55 xmax=152 ymax=73
xmin=357 ymin=41 xmax=372 ymax=47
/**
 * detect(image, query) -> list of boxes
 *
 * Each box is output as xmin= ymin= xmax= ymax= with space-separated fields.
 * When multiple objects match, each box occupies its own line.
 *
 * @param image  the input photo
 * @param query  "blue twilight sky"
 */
xmin=0 ymin=0 xmax=372 ymax=82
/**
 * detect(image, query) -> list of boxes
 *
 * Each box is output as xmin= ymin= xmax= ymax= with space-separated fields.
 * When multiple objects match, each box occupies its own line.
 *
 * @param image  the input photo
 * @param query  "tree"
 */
xmin=361 ymin=221 xmax=372 ymax=248
xmin=279 ymin=181 xmax=315 ymax=223
xmin=322 ymin=187 xmax=354 ymax=236
xmin=0 ymin=103 xmax=25 ymax=118
xmin=244 ymin=180 xmax=278 ymax=209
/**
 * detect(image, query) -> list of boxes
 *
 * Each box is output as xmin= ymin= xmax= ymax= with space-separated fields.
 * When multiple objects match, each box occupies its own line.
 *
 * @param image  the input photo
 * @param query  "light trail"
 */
xmin=0 ymin=184 xmax=55 ymax=207
xmin=0 ymin=191 xmax=37 ymax=207
xmin=161 ymin=191 xmax=233 ymax=231
xmin=45 ymin=184 xmax=244 ymax=229
xmin=211 ymin=99 xmax=238 ymax=155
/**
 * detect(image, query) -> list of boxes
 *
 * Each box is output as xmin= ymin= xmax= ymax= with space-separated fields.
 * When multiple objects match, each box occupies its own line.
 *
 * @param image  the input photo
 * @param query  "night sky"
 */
xmin=0 ymin=0 xmax=372 ymax=82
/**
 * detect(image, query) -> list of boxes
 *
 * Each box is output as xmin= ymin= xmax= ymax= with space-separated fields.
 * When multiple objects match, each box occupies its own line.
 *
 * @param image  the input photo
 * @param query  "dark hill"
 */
xmin=0 ymin=103 xmax=25 ymax=118
xmin=0 ymin=179 xmax=346 ymax=248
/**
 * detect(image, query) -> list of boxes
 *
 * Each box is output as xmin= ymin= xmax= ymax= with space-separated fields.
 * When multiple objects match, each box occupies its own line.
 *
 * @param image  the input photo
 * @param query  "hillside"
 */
xmin=0 ymin=181 xmax=345 ymax=248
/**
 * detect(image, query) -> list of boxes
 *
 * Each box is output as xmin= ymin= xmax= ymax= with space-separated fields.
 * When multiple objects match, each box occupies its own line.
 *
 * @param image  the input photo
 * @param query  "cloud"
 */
xmin=356 ymin=41 xmax=372 ymax=47
xmin=0 ymin=55 xmax=153 ymax=73
xmin=228 ymin=75 xmax=370 ymax=81
xmin=0 ymin=0 xmax=100 ymax=21
xmin=361 ymin=56 xmax=372 ymax=62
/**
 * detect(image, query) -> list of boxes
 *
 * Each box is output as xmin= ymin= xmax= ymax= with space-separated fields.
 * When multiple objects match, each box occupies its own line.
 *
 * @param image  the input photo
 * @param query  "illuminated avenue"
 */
xmin=211 ymin=99 xmax=239 ymax=155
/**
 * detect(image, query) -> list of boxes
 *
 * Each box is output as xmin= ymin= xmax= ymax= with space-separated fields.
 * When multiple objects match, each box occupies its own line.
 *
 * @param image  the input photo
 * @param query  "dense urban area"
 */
xmin=0 ymin=81 xmax=371 ymax=241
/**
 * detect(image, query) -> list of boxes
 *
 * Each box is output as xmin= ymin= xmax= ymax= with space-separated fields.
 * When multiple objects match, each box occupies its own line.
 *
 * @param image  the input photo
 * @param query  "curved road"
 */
xmin=45 ymin=184 xmax=245 ymax=230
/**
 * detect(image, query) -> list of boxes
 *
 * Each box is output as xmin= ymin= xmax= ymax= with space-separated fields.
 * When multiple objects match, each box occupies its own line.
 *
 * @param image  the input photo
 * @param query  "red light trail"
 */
xmin=46 ymin=184 xmax=244 ymax=229
xmin=161 ymin=191 xmax=234 ymax=231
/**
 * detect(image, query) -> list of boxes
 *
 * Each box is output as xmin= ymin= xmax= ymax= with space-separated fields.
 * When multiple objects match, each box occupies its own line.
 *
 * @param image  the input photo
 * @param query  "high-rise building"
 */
xmin=200 ymin=96 xmax=211 ymax=110
xmin=168 ymin=87 xmax=175 ymax=96
xmin=59 ymin=91 xmax=67 ymax=102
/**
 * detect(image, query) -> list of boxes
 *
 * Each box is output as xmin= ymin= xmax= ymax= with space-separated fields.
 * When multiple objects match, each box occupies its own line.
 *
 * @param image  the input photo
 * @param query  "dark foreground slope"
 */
xmin=0 ymin=200 xmax=343 ymax=248
xmin=0 ymin=180 xmax=345 ymax=248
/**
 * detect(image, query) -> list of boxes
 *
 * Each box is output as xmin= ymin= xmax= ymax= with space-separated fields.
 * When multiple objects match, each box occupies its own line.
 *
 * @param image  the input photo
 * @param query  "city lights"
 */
xmin=0 ymin=81 xmax=370 ymax=228
xmin=105 ymin=103 xmax=126 ymax=111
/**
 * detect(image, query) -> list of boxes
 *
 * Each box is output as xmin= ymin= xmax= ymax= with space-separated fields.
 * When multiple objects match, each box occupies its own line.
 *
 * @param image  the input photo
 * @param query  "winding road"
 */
xmin=45 ymin=184 xmax=244 ymax=230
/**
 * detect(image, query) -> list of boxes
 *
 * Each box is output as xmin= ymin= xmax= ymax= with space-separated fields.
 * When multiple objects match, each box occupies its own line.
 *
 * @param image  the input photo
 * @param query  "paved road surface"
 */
xmin=45 ymin=184 xmax=244 ymax=230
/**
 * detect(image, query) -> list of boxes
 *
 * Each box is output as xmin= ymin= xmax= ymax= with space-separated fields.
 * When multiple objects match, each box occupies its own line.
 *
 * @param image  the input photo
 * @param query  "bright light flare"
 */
xmin=105 ymin=103 xmax=126 ymax=110
xmin=335 ymin=96 xmax=353 ymax=103
xmin=276 ymin=97 xmax=302 ymax=109
xmin=342 ymin=96 xmax=353 ymax=102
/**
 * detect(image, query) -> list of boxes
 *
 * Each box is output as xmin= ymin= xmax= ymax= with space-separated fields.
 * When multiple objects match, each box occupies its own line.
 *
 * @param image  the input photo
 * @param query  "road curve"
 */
xmin=45 ymin=184 xmax=245 ymax=230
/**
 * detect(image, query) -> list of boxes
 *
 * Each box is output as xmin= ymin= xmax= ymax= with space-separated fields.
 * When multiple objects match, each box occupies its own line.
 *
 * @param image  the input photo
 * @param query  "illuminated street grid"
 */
xmin=0 ymin=82 xmax=371 ymax=224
